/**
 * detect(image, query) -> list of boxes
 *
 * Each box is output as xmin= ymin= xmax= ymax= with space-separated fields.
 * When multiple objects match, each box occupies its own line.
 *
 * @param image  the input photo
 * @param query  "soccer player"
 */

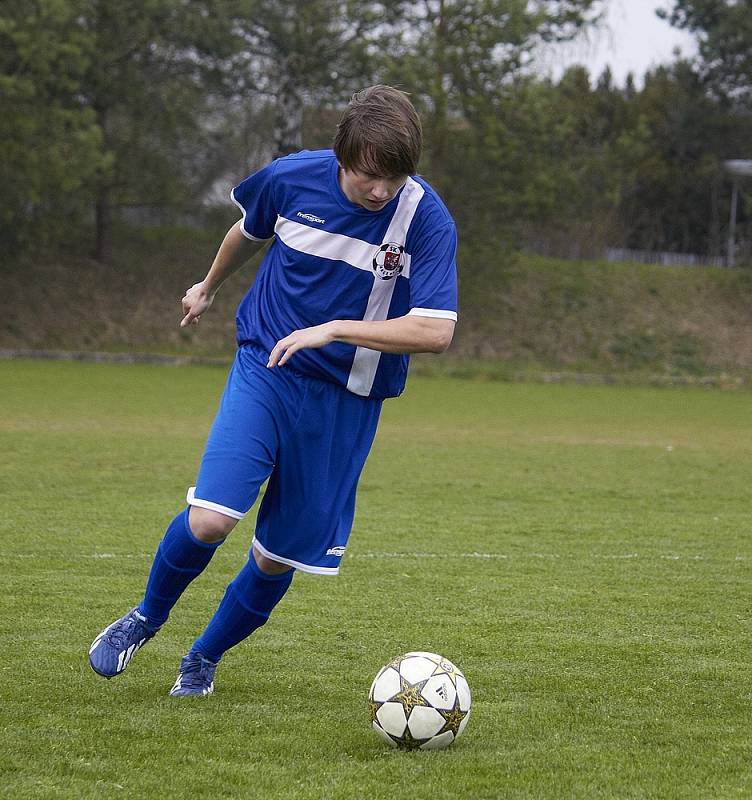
xmin=88 ymin=85 xmax=458 ymax=696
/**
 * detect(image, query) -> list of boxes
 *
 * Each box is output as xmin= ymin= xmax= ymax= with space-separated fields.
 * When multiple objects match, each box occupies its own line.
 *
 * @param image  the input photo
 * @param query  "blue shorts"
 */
xmin=188 ymin=345 xmax=382 ymax=575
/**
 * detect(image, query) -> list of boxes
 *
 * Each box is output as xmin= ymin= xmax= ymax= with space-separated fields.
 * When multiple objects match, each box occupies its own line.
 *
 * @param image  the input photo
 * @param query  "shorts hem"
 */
xmin=252 ymin=537 xmax=340 ymax=576
xmin=186 ymin=487 xmax=246 ymax=520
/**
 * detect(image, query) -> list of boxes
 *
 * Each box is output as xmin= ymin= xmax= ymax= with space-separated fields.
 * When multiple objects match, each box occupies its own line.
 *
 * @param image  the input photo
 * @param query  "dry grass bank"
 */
xmin=5 ymin=228 xmax=752 ymax=379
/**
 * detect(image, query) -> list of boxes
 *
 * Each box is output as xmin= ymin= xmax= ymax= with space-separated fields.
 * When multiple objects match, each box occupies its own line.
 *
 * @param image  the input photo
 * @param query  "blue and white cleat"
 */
xmin=169 ymin=651 xmax=218 ymax=697
xmin=89 ymin=608 xmax=161 ymax=678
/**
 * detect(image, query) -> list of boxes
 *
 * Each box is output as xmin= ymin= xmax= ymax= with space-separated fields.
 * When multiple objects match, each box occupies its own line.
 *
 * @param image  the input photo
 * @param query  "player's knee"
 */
xmin=188 ymin=506 xmax=238 ymax=543
xmin=252 ymin=545 xmax=293 ymax=575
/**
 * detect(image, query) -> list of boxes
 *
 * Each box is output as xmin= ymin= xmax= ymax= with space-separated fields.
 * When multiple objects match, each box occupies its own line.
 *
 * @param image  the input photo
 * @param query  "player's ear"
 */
xmin=337 ymin=161 xmax=359 ymax=175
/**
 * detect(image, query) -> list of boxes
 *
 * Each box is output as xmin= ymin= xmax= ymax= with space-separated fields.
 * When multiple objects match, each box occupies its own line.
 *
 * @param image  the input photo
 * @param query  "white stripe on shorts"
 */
xmin=186 ymin=487 xmax=246 ymax=520
xmin=251 ymin=537 xmax=340 ymax=576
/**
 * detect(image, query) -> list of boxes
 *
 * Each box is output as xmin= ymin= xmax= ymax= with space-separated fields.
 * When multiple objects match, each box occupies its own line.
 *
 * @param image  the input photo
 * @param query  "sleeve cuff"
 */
xmin=230 ymin=188 xmax=273 ymax=241
xmin=408 ymin=308 xmax=458 ymax=321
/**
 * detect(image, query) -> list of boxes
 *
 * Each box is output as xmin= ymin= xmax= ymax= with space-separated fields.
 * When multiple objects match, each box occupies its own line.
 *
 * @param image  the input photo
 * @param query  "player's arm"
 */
xmin=180 ymin=221 xmax=267 ymax=327
xmin=267 ymin=315 xmax=455 ymax=368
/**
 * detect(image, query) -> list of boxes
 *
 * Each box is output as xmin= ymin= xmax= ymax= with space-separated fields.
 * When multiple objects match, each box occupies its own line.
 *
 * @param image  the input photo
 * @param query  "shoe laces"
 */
xmin=105 ymin=610 xmax=154 ymax=649
xmin=179 ymin=653 xmax=217 ymax=687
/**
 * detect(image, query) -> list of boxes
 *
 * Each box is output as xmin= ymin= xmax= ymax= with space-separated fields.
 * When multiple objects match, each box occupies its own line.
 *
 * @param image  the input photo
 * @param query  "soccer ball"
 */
xmin=368 ymin=651 xmax=471 ymax=750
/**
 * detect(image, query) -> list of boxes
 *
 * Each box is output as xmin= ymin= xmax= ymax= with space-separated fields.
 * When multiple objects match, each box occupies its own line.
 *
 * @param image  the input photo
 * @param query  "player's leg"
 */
xmin=167 ymin=359 xmax=307 ymax=696
xmin=167 ymin=377 xmax=382 ymax=696
xmin=169 ymin=546 xmax=294 ymax=696
xmin=89 ymin=348 xmax=284 ymax=680
xmin=89 ymin=507 xmax=235 ymax=679
xmin=137 ymin=507 xmax=238 ymax=625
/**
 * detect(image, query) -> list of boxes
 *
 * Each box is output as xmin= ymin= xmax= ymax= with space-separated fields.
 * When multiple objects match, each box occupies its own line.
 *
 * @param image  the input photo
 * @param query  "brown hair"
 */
xmin=333 ymin=85 xmax=422 ymax=177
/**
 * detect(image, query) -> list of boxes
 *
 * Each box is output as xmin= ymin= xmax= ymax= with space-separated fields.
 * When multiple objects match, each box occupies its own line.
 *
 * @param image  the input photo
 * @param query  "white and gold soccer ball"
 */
xmin=368 ymin=651 xmax=471 ymax=750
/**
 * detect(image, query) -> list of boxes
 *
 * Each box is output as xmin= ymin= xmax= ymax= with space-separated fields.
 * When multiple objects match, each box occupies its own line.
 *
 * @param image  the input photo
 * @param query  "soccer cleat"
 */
xmin=88 ymin=608 xmax=161 ymax=678
xmin=169 ymin=651 xmax=218 ymax=697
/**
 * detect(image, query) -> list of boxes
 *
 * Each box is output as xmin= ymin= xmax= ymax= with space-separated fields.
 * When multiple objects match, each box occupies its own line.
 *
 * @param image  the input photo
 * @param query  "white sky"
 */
xmin=540 ymin=0 xmax=698 ymax=85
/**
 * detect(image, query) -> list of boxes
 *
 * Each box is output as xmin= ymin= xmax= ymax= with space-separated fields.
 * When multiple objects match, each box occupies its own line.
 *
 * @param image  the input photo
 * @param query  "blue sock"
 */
xmin=191 ymin=554 xmax=294 ymax=663
xmin=138 ymin=508 xmax=222 ymax=626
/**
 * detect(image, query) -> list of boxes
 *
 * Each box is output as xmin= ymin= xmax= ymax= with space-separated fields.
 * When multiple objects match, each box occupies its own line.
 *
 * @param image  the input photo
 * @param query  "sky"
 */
xmin=541 ymin=0 xmax=699 ymax=85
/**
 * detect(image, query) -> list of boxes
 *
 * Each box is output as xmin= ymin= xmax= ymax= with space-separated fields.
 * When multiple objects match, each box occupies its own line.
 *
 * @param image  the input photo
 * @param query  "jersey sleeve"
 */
xmin=407 ymin=222 xmax=458 ymax=321
xmin=230 ymin=161 xmax=278 ymax=241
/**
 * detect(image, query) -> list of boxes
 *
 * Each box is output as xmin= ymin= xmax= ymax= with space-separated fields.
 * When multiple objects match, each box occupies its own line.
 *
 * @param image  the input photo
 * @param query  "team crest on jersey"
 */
xmin=373 ymin=242 xmax=405 ymax=280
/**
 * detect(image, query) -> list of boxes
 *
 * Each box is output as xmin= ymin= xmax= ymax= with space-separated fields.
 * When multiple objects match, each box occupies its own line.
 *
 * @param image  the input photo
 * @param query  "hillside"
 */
xmin=4 ymin=227 xmax=752 ymax=384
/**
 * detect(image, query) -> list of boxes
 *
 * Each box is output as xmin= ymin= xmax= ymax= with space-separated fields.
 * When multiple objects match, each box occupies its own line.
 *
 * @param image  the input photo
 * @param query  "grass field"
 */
xmin=2 ymin=359 xmax=751 ymax=799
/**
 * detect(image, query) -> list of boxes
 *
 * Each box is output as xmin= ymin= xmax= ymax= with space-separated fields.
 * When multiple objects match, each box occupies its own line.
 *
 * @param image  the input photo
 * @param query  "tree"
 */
xmin=75 ymin=0 xmax=244 ymax=262
xmin=0 ymin=1 xmax=104 ymax=256
xmin=1 ymin=1 xmax=248 ymax=262
xmin=622 ymin=59 xmax=752 ymax=255
xmin=377 ymin=0 xmax=606 ymax=191
xmin=659 ymin=0 xmax=752 ymax=106
xmin=229 ymin=1 xmax=405 ymax=158
xmin=497 ymin=66 xmax=649 ymax=257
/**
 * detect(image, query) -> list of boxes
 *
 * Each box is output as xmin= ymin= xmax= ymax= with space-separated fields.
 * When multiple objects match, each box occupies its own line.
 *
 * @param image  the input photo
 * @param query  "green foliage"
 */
xmin=463 ymin=67 xmax=652 ymax=255
xmin=0 ymin=1 xmax=246 ymax=261
xmin=660 ymin=0 xmax=752 ymax=106
xmin=671 ymin=333 xmax=704 ymax=375
xmin=75 ymin=0 xmax=248 ymax=260
xmin=228 ymin=1 xmax=401 ymax=156
xmin=2 ymin=362 xmax=752 ymax=798
xmin=2 ymin=0 xmax=750 ymax=266
xmin=0 ymin=2 xmax=105 ymax=254
xmin=608 ymin=331 xmax=660 ymax=369
xmin=620 ymin=59 xmax=751 ymax=254
xmin=446 ymin=57 xmax=751 ymax=259
xmin=377 ymin=0 xmax=606 ymax=199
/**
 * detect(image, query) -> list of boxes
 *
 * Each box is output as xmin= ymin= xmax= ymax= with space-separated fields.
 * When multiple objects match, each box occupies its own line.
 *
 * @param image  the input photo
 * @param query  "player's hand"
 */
xmin=180 ymin=282 xmax=215 ymax=327
xmin=267 ymin=323 xmax=337 ymax=368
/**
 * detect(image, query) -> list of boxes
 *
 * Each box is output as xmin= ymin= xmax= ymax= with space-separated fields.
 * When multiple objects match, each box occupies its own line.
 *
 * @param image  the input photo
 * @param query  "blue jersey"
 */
xmin=230 ymin=149 xmax=458 ymax=400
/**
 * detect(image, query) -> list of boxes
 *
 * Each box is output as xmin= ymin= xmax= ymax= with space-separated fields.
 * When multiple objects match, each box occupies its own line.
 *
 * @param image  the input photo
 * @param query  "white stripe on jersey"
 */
xmin=347 ymin=178 xmax=425 ymax=397
xmin=273 ymin=217 xmax=413 ymax=277
xmin=382 ymin=178 xmax=426 ymax=247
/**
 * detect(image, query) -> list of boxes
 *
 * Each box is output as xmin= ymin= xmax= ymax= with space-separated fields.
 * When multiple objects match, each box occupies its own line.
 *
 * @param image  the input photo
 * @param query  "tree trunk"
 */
xmin=94 ymin=183 xmax=113 ymax=264
xmin=274 ymin=65 xmax=304 ymax=158
xmin=93 ymin=98 xmax=113 ymax=264
xmin=429 ymin=0 xmax=448 ymax=189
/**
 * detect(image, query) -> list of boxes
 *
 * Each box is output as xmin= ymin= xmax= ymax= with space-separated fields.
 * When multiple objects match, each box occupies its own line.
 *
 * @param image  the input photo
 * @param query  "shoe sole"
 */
xmin=89 ymin=661 xmax=115 ymax=679
xmin=169 ymin=677 xmax=215 ymax=697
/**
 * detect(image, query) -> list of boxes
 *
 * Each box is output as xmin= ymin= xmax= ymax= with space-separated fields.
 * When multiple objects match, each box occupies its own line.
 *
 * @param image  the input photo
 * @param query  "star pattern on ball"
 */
xmin=394 ymin=726 xmax=422 ymax=751
xmin=368 ymin=696 xmax=380 ymax=722
xmin=431 ymin=661 xmax=462 ymax=686
xmin=393 ymin=675 xmax=430 ymax=716
xmin=437 ymin=695 xmax=468 ymax=737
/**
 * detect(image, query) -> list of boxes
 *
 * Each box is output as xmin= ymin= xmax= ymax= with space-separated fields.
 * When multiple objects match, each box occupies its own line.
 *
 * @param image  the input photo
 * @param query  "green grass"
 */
xmin=1 ymin=360 xmax=751 ymax=799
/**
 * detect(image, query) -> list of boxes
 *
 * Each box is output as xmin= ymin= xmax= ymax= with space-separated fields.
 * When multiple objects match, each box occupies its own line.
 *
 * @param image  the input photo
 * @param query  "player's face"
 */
xmin=338 ymin=166 xmax=407 ymax=211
